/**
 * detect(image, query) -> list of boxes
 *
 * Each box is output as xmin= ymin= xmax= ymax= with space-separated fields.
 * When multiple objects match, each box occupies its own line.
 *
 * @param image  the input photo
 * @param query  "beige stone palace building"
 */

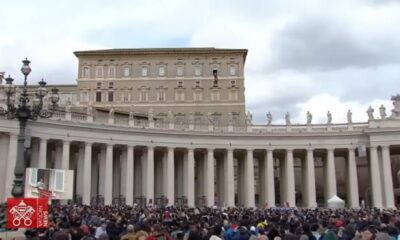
xmin=1 ymin=48 xmax=400 ymax=209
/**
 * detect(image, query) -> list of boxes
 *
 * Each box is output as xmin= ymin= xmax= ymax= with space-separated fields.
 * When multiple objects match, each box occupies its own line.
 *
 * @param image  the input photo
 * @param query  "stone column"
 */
xmin=166 ymin=147 xmax=175 ymax=206
xmin=285 ymin=149 xmax=295 ymax=207
xmin=125 ymin=145 xmax=134 ymax=205
xmin=224 ymin=148 xmax=235 ymax=206
xmin=120 ymin=150 xmax=127 ymax=198
xmin=76 ymin=146 xmax=84 ymax=199
xmin=326 ymin=148 xmax=337 ymax=200
xmin=206 ymin=148 xmax=215 ymax=207
xmin=381 ymin=146 xmax=395 ymax=208
xmin=347 ymin=147 xmax=359 ymax=208
xmin=0 ymin=135 xmax=9 ymax=201
xmin=54 ymin=143 xmax=63 ymax=169
xmin=30 ymin=139 xmax=39 ymax=168
xmin=104 ymin=144 xmax=113 ymax=205
xmin=98 ymin=147 xmax=106 ymax=197
xmin=305 ymin=148 xmax=317 ymax=208
xmin=186 ymin=148 xmax=195 ymax=207
xmin=370 ymin=146 xmax=383 ymax=208
xmin=38 ymin=138 xmax=48 ymax=169
xmin=5 ymin=134 xmax=17 ymax=199
xmin=146 ymin=146 xmax=154 ymax=205
xmin=265 ymin=149 xmax=275 ymax=207
xmin=82 ymin=142 xmax=92 ymax=205
xmin=61 ymin=140 xmax=70 ymax=170
xmin=245 ymin=149 xmax=255 ymax=207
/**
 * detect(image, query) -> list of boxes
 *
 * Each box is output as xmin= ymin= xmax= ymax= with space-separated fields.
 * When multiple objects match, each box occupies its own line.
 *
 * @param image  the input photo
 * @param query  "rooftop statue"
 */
xmin=266 ymin=112 xmax=272 ymax=125
xmin=285 ymin=112 xmax=291 ymax=125
xmin=347 ymin=110 xmax=352 ymax=124
xmin=391 ymin=94 xmax=400 ymax=118
xmin=327 ymin=111 xmax=332 ymax=124
xmin=246 ymin=111 xmax=253 ymax=126
xmin=379 ymin=104 xmax=387 ymax=119
xmin=306 ymin=111 xmax=312 ymax=125
xmin=367 ymin=106 xmax=374 ymax=121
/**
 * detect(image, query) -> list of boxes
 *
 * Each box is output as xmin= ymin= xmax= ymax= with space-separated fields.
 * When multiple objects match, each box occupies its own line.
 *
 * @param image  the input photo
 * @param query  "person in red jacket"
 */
xmin=147 ymin=225 xmax=172 ymax=240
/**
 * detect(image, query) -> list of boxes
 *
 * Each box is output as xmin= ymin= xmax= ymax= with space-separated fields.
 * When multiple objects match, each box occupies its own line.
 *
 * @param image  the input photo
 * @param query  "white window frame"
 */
xmin=193 ymin=91 xmax=203 ymax=101
xmin=176 ymin=66 xmax=184 ymax=77
xmin=53 ymin=170 xmax=65 ymax=192
xmin=122 ymin=90 xmax=129 ymax=102
xmin=80 ymin=91 xmax=89 ymax=102
xmin=159 ymin=66 xmax=166 ymax=77
xmin=82 ymin=66 xmax=90 ymax=78
xmin=108 ymin=91 xmax=114 ymax=102
xmin=175 ymin=91 xmax=185 ymax=101
xmin=29 ymin=168 xmax=38 ymax=187
xmin=157 ymin=91 xmax=166 ymax=101
xmin=229 ymin=90 xmax=238 ymax=101
xmin=140 ymin=90 xmax=148 ymax=102
xmin=211 ymin=91 xmax=220 ymax=101
xmin=108 ymin=66 xmax=116 ymax=78
xmin=229 ymin=66 xmax=236 ymax=76
xmin=123 ymin=67 xmax=130 ymax=77
xmin=194 ymin=65 xmax=202 ymax=76
xmin=141 ymin=67 xmax=148 ymax=77
xmin=96 ymin=91 xmax=102 ymax=102
xmin=96 ymin=66 xmax=104 ymax=78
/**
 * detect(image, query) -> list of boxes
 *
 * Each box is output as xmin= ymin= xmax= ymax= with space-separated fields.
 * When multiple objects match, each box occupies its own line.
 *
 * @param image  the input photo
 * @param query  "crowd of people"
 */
xmin=18 ymin=204 xmax=400 ymax=240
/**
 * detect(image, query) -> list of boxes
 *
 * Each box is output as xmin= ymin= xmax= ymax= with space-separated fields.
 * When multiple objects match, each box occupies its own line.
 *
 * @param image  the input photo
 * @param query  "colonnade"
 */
xmin=0 ymin=133 xmax=397 ymax=209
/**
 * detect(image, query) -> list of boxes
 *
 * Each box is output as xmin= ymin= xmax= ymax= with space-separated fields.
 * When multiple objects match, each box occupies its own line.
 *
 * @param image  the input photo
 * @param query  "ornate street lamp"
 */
xmin=0 ymin=58 xmax=59 ymax=198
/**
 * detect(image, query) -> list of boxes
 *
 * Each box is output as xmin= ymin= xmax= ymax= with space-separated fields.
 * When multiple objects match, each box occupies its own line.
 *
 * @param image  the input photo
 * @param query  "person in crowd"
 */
xmin=30 ymin=204 xmax=400 ymax=240
xmin=120 ymin=224 xmax=136 ymax=240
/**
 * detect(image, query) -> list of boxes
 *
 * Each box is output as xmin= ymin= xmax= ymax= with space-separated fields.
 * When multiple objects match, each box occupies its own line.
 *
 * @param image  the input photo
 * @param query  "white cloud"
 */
xmin=295 ymin=93 xmax=392 ymax=124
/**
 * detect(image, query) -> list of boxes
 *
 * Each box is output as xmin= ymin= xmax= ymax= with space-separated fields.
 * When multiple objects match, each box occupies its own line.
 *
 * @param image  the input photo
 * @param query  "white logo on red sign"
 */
xmin=9 ymin=200 xmax=35 ymax=227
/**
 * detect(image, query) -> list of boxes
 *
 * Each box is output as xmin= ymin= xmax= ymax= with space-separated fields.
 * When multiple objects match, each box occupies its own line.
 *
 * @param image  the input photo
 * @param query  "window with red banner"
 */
xmin=7 ymin=198 xmax=49 ymax=229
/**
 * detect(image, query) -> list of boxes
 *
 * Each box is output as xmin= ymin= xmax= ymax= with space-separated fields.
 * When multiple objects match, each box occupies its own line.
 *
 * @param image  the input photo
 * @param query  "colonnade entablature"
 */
xmin=0 ymin=116 xmax=399 ymax=209
xmin=1 ymin=96 xmax=400 ymax=209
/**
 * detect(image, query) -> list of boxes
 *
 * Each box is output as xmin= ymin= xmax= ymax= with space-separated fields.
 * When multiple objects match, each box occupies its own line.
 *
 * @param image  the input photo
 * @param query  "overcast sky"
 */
xmin=1 ymin=0 xmax=399 ymax=124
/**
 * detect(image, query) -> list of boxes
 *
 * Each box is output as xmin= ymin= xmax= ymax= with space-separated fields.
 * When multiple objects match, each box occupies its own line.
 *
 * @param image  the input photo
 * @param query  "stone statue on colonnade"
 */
xmin=285 ymin=112 xmax=291 ymax=125
xmin=246 ymin=111 xmax=253 ymax=126
xmin=306 ymin=111 xmax=312 ymax=125
xmin=367 ymin=106 xmax=374 ymax=120
xmin=379 ymin=105 xmax=387 ymax=119
xmin=327 ymin=111 xmax=332 ymax=124
xmin=266 ymin=112 xmax=272 ymax=125
xmin=347 ymin=110 xmax=352 ymax=124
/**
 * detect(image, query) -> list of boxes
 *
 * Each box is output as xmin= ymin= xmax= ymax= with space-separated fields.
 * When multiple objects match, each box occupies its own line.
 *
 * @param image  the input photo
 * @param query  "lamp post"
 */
xmin=0 ymin=58 xmax=59 ymax=198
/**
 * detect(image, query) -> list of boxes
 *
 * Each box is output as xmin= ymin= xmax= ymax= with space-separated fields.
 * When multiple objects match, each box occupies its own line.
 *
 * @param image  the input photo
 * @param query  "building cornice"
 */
xmin=74 ymin=48 xmax=248 ymax=62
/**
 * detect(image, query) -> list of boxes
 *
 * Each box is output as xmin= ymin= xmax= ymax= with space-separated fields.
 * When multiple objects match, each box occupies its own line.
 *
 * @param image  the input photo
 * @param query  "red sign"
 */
xmin=7 ymin=198 xmax=49 ymax=229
